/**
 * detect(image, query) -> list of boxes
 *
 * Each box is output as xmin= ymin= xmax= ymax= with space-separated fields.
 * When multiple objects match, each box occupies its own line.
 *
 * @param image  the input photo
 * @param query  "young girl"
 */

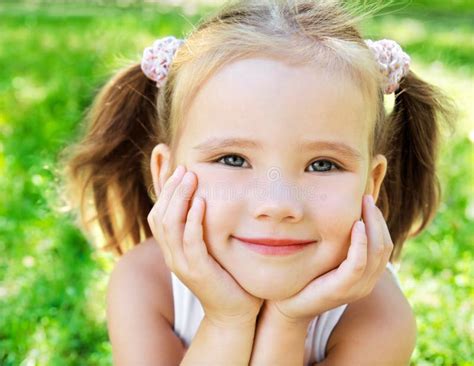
xmin=59 ymin=0 xmax=456 ymax=364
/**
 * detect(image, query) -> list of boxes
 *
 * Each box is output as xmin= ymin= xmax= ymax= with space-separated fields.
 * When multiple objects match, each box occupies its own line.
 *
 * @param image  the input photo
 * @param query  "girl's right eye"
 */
xmin=213 ymin=154 xmax=249 ymax=168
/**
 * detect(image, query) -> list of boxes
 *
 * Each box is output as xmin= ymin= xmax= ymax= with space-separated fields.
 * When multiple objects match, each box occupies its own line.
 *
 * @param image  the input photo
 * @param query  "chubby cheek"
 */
xmin=200 ymin=200 xmax=239 ymax=258
xmin=190 ymin=169 xmax=243 ymax=256
xmin=313 ymin=178 xmax=364 ymax=269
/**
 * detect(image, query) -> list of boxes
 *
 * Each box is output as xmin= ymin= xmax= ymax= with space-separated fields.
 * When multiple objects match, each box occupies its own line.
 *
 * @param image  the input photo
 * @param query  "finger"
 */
xmin=147 ymin=204 xmax=173 ymax=267
xmin=183 ymin=196 xmax=209 ymax=273
xmin=361 ymin=195 xmax=385 ymax=277
xmin=155 ymin=165 xmax=186 ymax=220
xmin=370 ymin=206 xmax=394 ymax=278
xmin=148 ymin=166 xmax=185 ymax=266
xmin=375 ymin=206 xmax=394 ymax=259
xmin=339 ymin=220 xmax=368 ymax=282
xmin=161 ymin=171 xmax=197 ymax=272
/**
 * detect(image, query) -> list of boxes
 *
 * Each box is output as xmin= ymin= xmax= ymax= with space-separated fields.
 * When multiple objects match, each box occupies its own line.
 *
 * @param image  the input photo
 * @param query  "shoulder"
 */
xmin=106 ymin=236 xmax=174 ymax=326
xmin=106 ymin=238 xmax=188 ymax=364
xmin=321 ymin=267 xmax=417 ymax=365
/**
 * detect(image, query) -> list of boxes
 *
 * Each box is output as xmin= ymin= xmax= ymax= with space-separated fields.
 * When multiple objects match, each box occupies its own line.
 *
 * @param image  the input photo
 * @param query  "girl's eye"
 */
xmin=308 ymin=159 xmax=341 ymax=172
xmin=214 ymin=154 xmax=249 ymax=168
xmin=213 ymin=155 xmax=342 ymax=172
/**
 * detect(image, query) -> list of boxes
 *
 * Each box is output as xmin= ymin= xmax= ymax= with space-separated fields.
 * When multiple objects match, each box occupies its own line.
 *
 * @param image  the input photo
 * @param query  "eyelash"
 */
xmin=211 ymin=154 xmax=344 ymax=172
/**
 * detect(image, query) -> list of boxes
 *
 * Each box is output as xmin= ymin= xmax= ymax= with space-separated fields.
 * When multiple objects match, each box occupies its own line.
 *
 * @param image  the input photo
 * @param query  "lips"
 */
xmin=231 ymin=235 xmax=316 ymax=246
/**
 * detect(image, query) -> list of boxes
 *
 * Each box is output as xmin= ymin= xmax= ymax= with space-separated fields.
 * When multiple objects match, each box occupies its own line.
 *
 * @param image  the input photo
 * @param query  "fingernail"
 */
xmin=174 ymin=165 xmax=184 ymax=176
xmin=366 ymin=194 xmax=375 ymax=207
xmin=355 ymin=220 xmax=365 ymax=234
xmin=183 ymin=171 xmax=194 ymax=183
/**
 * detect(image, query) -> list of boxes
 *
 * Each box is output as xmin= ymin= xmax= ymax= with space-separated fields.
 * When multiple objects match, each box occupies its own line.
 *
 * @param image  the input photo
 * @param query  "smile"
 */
xmin=231 ymin=236 xmax=316 ymax=256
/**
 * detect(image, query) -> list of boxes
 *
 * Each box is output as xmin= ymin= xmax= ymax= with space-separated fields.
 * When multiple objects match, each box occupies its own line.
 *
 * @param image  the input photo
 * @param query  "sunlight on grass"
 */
xmin=378 ymin=16 xmax=473 ymax=46
xmin=22 ymin=325 xmax=54 ymax=366
xmin=83 ymin=252 xmax=116 ymax=325
xmin=411 ymin=59 xmax=473 ymax=134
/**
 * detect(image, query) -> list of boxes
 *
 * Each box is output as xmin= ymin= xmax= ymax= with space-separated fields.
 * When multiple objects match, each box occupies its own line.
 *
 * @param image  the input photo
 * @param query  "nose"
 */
xmin=251 ymin=180 xmax=304 ymax=222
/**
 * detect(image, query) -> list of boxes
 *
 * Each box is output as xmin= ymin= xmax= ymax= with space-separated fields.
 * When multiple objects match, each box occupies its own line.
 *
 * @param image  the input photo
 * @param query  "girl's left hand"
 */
xmin=263 ymin=194 xmax=394 ymax=326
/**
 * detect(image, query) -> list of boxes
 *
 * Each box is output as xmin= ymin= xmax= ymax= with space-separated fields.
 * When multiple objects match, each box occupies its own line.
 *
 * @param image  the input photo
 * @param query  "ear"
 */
xmin=150 ymin=143 xmax=174 ymax=200
xmin=365 ymin=154 xmax=387 ymax=203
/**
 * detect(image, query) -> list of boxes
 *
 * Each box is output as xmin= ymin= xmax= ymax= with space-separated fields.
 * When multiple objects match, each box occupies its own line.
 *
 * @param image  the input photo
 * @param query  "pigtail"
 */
xmin=377 ymin=71 xmax=457 ymax=262
xmin=57 ymin=63 xmax=164 ymax=256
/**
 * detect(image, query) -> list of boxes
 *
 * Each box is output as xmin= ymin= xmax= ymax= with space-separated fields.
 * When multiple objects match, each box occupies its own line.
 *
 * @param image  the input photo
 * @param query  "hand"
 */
xmin=263 ymin=194 xmax=394 ymax=326
xmin=147 ymin=165 xmax=263 ymax=327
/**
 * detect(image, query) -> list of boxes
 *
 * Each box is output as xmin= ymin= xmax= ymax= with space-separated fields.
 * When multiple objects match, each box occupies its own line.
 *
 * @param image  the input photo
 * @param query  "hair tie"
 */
xmin=140 ymin=36 xmax=410 ymax=95
xmin=364 ymin=39 xmax=411 ymax=94
xmin=140 ymin=36 xmax=184 ymax=88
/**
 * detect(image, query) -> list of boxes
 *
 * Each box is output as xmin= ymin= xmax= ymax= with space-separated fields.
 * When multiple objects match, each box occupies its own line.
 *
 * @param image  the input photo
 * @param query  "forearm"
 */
xmin=180 ymin=316 xmax=257 ymax=366
xmin=249 ymin=305 xmax=310 ymax=366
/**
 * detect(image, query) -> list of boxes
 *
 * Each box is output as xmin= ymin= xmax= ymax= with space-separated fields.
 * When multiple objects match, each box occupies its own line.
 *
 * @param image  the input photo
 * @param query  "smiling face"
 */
xmin=153 ymin=57 xmax=387 ymax=300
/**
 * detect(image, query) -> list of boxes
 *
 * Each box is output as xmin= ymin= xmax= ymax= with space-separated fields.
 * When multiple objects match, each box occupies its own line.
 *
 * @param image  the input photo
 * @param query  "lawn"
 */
xmin=0 ymin=1 xmax=472 ymax=365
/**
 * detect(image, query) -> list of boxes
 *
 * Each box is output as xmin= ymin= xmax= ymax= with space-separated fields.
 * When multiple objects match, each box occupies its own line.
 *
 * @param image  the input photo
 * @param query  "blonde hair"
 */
xmin=57 ymin=0 xmax=457 ymax=262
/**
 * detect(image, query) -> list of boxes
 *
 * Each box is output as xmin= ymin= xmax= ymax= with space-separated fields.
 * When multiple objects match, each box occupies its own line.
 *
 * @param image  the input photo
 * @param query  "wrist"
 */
xmin=250 ymin=303 xmax=310 ymax=366
xmin=261 ymin=302 xmax=313 ymax=331
xmin=182 ymin=315 xmax=257 ymax=366
xmin=205 ymin=314 xmax=257 ymax=330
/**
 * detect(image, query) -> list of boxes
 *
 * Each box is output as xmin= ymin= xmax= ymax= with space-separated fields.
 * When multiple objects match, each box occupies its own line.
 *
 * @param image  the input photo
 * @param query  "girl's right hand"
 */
xmin=147 ymin=165 xmax=263 ymax=328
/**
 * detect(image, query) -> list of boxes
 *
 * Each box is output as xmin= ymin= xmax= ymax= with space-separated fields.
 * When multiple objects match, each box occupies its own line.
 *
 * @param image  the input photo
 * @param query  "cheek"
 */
xmin=201 ymin=199 xmax=236 ymax=247
xmin=310 ymin=176 xmax=365 ymax=262
xmin=315 ymin=174 xmax=365 ymax=227
xmin=192 ymin=164 xmax=247 ymax=204
xmin=319 ymin=191 xmax=361 ymax=234
xmin=193 ymin=173 xmax=243 ymax=254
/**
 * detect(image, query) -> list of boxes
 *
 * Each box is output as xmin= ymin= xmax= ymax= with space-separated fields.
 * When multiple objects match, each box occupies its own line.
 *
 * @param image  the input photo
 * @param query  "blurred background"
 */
xmin=0 ymin=0 xmax=472 ymax=365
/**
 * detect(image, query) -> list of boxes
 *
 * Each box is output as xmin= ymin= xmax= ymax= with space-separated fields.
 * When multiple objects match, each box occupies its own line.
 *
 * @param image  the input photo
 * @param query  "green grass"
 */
xmin=1 ymin=1 xmax=472 ymax=365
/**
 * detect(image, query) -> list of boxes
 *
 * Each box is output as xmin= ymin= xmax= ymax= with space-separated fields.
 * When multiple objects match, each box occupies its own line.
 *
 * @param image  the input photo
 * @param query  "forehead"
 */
xmin=177 ymin=57 xmax=371 ymax=157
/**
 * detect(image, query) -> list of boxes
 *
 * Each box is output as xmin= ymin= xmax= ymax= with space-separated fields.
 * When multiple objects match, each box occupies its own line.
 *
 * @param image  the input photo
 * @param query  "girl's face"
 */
xmin=153 ymin=57 xmax=387 ymax=300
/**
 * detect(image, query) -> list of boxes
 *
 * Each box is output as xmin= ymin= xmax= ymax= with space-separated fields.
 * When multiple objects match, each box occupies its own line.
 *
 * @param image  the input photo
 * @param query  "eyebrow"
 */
xmin=193 ymin=137 xmax=364 ymax=161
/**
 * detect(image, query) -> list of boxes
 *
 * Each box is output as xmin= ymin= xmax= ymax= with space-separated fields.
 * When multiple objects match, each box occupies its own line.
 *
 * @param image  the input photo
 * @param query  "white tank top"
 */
xmin=171 ymin=261 xmax=401 ymax=364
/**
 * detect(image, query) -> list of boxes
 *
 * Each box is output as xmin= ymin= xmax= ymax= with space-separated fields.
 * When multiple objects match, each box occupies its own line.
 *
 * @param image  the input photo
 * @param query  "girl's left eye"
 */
xmin=212 ymin=154 xmax=342 ymax=172
xmin=307 ymin=159 xmax=341 ymax=172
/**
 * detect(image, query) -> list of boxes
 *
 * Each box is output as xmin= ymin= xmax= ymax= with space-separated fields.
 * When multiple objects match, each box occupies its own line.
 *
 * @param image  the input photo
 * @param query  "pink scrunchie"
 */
xmin=364 ymin=39 xmax=411 ymax=94
xmin=140 ymin=36 xmax=184 ymax=88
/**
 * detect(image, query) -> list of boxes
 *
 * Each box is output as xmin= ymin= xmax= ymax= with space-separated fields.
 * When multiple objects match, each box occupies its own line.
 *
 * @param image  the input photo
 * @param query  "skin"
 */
xmin=150 ymin=56 xmax=387 ymax=301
